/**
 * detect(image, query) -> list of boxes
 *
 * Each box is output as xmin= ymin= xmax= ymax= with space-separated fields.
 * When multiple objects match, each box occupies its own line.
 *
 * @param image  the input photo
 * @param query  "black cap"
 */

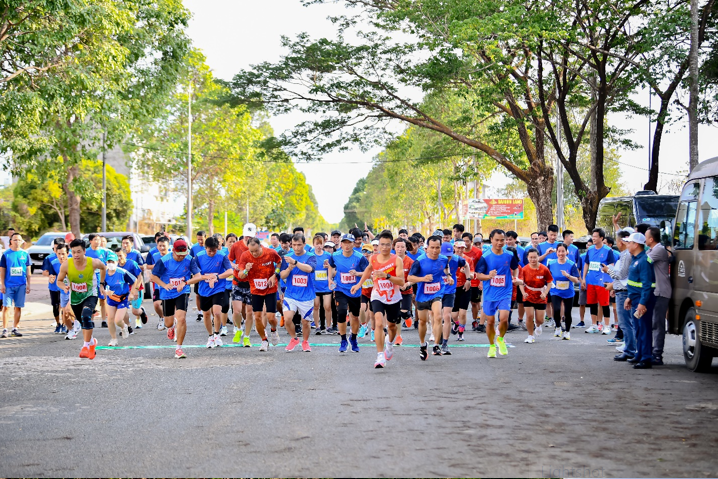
xmin=331 ymin=229 xmax=341 ymax=236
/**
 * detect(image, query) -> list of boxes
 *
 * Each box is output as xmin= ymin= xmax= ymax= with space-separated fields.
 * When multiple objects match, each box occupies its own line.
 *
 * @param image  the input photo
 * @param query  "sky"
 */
xmin=184 ymin=0 xmax=718 ymax=224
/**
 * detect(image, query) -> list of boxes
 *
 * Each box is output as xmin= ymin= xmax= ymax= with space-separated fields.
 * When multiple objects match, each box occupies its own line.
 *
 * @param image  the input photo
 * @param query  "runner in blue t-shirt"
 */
xmin=146 ymin=237 xmax=171 ymax=331
xmin=475 ymin=229 xmax=520 ymax=358
xmin=194 ymin=236 xmax=233 ymax=349
xmin=311 ymin=235 xmax=333 ymax=334
xmin=103 ymin=251 xmax=140 ymax=346
xmin=536 ymin=224 xmax=560 ymax=326
xmin=42 ymin=237 xmax=67 ymax=333
xmin=280 ymin=233 xmax=318 ymax=352
xmin=581 ymin=228 xmax=617 ymax=334
xmin=85 ymin=234 xmax=108 ymax=327
xmin=407 ymin=235 xmax=451 ymax=361
xmin=116 ymin=249 xmax=148 ymax=331
xmin=548 ymin=243 xmax=581 ymax=339
xmin=438 ymin=242 xmax=469 ymax=356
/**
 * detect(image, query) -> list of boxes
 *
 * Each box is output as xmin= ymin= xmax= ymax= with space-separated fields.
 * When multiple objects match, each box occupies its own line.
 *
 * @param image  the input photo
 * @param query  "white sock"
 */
xmin=83 ymin=341 xmax=90 ymax=347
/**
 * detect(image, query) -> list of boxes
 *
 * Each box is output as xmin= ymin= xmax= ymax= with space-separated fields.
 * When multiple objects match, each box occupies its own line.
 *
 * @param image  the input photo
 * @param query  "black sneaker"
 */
xmin=451 ymin=322 xmax=458 ymax=335
xmin=507 ymin=323 xmax=519 ymax=331
xmin=432 ymin=345 xmax=442 ymax=356
xmin=441 ymin=343 xmax=451 ymax=355
xmin=315 ymin=328 xmax=323 ymax=335
xmin=101 ymin=321 xmax=108 ymax=328
xmin=413 ymin=319 xmax=418 ymax=329
xmin=227 ymin=318 xmax=233 ymax=325
xmin=128 ymin=326 xmax=134 ymax=335
xmin=140 ymin=307 xmax=148 ymax=324
xmin=11 ymin=329 xmax=22 ymax=337
xmin=196 ymin=313 xmax=202 ymax=322
xmin=477 ymin=324 xmax=486 ymax=333
xmin=420 ymin=343 xmax=428 ymax=361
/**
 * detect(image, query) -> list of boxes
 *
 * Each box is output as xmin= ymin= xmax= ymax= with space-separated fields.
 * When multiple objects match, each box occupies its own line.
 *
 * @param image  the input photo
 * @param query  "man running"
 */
xmin=505 ymin=231 xmax=526 ymax=329
xmin=392 ymin=237 xmax=414 ymax=346
xmin=0 ymin=232 xmax=31 ymax=337
xmin=312 ymin=234 xmax=333 ymax=334
xmin=146 ymin=236 xmax=170 ymax=331
xmin=450 ymin=241 xmax=473 ymax=342
xmin=582 ymin=228 xmax=616 ymax=334
xmin=407 ymin=235 xmax=452 ymax=360
xmin=236 ymin=237 xmax=282 ymax=351
xmin=56 ymin=239 xmax=107 ymax=359
xmin=42 ymin=237 xmax=67 ymax=334
xmin=280 ymin=233 xmax=318 ymax=352
xmin=49 ymin=244 xmax=78 ymax=339
xmin=438 ymin=242 xmax=469 ymax=355
xmin=190 ymin=230 xmax=206 ymax=321
xmin=103 ymin=251 xmax=140 ymax=346
xmin=352 ymin=231 xmax=405 ymax=368
xmin=116 ymin=248 xmax=148 ymax=331
xmin=194 ymin=236 xmax=234 ymax=349
xmin=474 ymin=229 xmax=520 ymax=358
xmin=229 ymin=225 xmax=256 ymax=346
xmin=463 ymin=232 xmax=483 ymax=332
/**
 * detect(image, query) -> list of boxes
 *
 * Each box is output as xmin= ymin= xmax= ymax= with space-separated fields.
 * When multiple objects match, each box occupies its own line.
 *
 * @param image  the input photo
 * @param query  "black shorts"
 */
xmin=222 ymin=289 xmax=231 ymax=314
xmin=400 ymin=293 xmax=413 ymax=311
xmin=417 ymin=297 xmax=441 ymax=311
xmin=442 ymin=293 xmax=455 ymax=309
xmin=153 ymin=286 xmax=160 ymax=302
xmin=163 ymin=293 xmax=190 ymax=317
xmin=470 ymin=286 xmax=482 ymax=303
xmin=251 ymin=292 xmax=277 ymax=314
xmin=452 ymin=286 xmax=471 ymax=312
xmin=200 ymin=291 xmax=225 ymax=312
xmin=523 ymin=301 xmax=547 ymax=311
xmin=193 ymin=283 xmax=199 ymax=295
xmin=361 ymin=294 xmax=371 ymax=305
xmin=516 ymin=287 xmax=524 ymax=304
xmin=335 ymin=291 xmax=361 ymax=317
xmin=316 ymin=292 xmax=332 ymax=300
xmin=50 ymin=290 xmax=61 ymax=307
xmin=370 ymin=301 xmax=401 ymax=324
xmin=71 ymin=296 xmax=99 ymax=323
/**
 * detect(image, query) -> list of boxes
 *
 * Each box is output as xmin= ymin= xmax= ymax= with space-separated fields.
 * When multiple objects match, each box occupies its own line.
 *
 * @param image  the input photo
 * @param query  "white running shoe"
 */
xmin=535 ymin=325 xmax=543 ymax=336
xmin=520 ymin=321 xmax=527 ymax=331
xmin=259 ymin=339 xmax=269 ymax=351
xmin=275 ymin=311 xmax=282 ymax=320
xmin=554 ymin=327 xmax=562 ymax=337
xmin=135 ymin=319 xmax=142 ymax=329
xmin=65 ymin=329 xmax=78 ymax=340
xmin=73 ymin=320 xmax=81 ymax=332
xmin=374 ymin=352 xmax=386 ymax=368
xmin=207 ymin=336 xmax=216 ymax=349
xmin=220 ymin=325 xmax=228 ymax=336
xmin=601 ymin=326 xmax=611 ymax=335
xmin=616 ymin=345 xmax=625 ymax=352
xmin=545 ymin=318 xmax=555 ymax=328
xmin=121 ymin=325 xmax=130 ymax=339
xmin=214 ymin=334 xmax=223 ymax=347
xmin=157 ymin=320 xmax=166 ymax=331
xmin=429 ymin=333 xmax=435 ymax=343
xmin=385 ymin=338 xmax=394 ymax=361
xmin=524 ymin=335 xmax=535 ymax=343
xmin=270 ymin=330 xmax=280 ymax=346
xmin=585 ymin=325 xmax=599 ymax=334
xmin=563 ymin=332 xmax=571 ymax=340
xmin=108 ymin=338 xmax=119 ymax=346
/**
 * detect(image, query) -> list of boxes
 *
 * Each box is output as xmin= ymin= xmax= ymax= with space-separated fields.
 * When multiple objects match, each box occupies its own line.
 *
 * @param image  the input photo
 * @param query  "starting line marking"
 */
xmin=96 ymin=343 xmax=516 ymax=350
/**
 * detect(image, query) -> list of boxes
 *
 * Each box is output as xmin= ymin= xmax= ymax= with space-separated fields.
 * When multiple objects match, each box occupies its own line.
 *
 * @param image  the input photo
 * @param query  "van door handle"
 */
xmin=688 ymin=276 xmax=693 ymax=283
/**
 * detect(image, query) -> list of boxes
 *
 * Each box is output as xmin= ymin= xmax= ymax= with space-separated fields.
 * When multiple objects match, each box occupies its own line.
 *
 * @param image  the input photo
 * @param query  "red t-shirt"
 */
xmin=400 ymin=255 xmax=414 ymax=295
xmin=237 ymin=247 xmax=281 ymax=295
xmin=229 ymin=240 xmax=249 ymax=285
xmin=465 ymin=246 xmax=483 ymax=287
xmin=521 ymin=264 xmax=553 ymax=304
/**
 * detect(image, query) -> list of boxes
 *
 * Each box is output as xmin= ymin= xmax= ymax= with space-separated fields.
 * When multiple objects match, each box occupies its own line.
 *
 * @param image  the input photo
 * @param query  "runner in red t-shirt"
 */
xmin=451 ymin=241 xmax=474 ymax=341
xmin=228 ymin=234 xmax=252 ymax=345
xmin=392 ymin=237 xmax=414 ymax=346
xmin=519 ymin=248 xmax=553 ymax=344
xmin=462 ymin=233 xmax=484 ymax=331
xmin=237 ymin=238 xmax=282 ymax=351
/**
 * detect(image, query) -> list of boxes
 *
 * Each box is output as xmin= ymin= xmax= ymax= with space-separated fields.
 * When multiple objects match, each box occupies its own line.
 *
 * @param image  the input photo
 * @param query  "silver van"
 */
xmin=670 ymin=156 xmax=718 ymax=371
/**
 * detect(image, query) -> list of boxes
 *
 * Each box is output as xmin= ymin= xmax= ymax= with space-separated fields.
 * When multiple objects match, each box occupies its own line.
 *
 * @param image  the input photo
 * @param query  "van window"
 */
xmin=699 ymin=177 xmax=718 ymax=251
xmin=675 ymin=181 xmax=700 ymax=250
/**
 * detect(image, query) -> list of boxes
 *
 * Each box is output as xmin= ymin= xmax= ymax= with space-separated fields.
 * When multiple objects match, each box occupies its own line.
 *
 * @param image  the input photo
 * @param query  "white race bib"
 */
xmin=169 ymin=278 xmax=183 ymax=288
xmin=71 ymin=282 xmax=87 ymax=293
xmin=490 ymin=275 xmax=506 ymax=287
xmin=315 ymin=270 xmax=328 ymax=281
xmin=556 ymin=280 xmax=570 ymax=290
xmin=424 ymin=282 xmax=440 ymax=295
xmin=376 ymin=279 xmax=393 ymax=292
xmin=253 ymin=278 xmax=268 ymax=290
xmin=589 ymin=261 xmax=601 ymax=272
xmin=292 ymin=275 xmax=308 ymax=287
xmin=9 ymin=266 xmax=23 ymax=276
xmin=340 ymin=272 xmax=354 ymax=284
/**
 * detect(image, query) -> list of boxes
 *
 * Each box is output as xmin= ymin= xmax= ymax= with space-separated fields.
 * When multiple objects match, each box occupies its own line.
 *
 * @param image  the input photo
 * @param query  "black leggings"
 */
xmin=551 ymin=296 xmax=574 ymax=331
xmin=589 ymin=303 xmax=611 ymax=319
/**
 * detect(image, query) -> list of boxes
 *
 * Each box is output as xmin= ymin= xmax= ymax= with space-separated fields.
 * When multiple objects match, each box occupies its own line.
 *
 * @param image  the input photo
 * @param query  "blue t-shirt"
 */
xmin=548 ymin=260 xmax=580 ymax=299
xmin=476 ymin=250 xmax=519 ymax=302
xmin=219 ymin=247 xmax=233 ymax=290
xmin=504 ymin=245 xmax=526 ymax=267
xmin=152 ymin=254 xmax=199 ymax=300
xmin=566 ymin=244 xmax=580 ymax=265
xmin=328 ymin=251 xmax=369 ymax=298
xmin=537 ymin=241 xmax=559 ymax=265
xmin=122 ymin=259 xmax=142 ymax=280
xmin=194 ymin=250 xmax=232 ymax=297
xmin=443 ymin=254 xmax=467 ymax=295
xmin=125 ymin=249 xmax=145 ymax=266
xmin=584 ymin=246 xmax=617 ymax=286
xmin=43 ymin=253 xmax=60 ymax=291
xmin=281 ymin=251 xmax=318 ymax=302
xmin=86 ymin=247 xmax=108 ymax=264
xmin=0 ymin=249 xmax=31 ymax=287
xmin=190 ymin=243 xmax=204 ymax=258
xmin=105 ymin=267 xmax=137 ymax=297
xmin=408 ymin=254 xmax=450 ymax=303
xmin=48 ymin=257 xmax=64 ymax=291
xmin=311 ymin=251 xmax=332 ymax=293
xmin=407 ymin=250 xmax=423 ymax=261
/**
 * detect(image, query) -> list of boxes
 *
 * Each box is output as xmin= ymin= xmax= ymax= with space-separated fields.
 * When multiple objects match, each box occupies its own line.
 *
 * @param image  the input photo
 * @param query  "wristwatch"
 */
xmin=385 ymin=272 xmax=390 ymax=279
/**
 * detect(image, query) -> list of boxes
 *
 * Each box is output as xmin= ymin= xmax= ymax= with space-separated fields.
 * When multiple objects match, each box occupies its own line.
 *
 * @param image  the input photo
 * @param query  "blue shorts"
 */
xmin=107 ymin=296 xmax=129 ymax=309
xmin=131 ymin=297 xmax=142 ymax=310
xmin=60 ymin=291 xmax=70 ymax=308
xmin=97 ymin=284 xmax=106 ymax=300
xmin=483 ymin=297 xmax=512 ymax=317
xmin=3 ymin=285 xmax=26 ymax=308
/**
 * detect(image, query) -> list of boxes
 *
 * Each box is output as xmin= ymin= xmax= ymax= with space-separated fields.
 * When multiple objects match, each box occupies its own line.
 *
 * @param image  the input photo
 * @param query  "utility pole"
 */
xmin=102 ymin=131 xmax=107 ymax=231
xmin=187 ymin=82 xmax=193 ymax=239
xmin=688 ymin=0 xmax=700 ymax=171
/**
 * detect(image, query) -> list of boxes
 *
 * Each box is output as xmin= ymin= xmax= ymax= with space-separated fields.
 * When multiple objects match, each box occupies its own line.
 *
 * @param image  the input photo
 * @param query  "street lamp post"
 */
xmin=187 ymin=82 xmax=193 ymax=239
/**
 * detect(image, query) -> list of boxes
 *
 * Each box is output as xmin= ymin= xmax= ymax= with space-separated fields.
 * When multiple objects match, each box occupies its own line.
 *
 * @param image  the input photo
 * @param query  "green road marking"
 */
xmin=96 ymin=342 xmax=515 ymax=350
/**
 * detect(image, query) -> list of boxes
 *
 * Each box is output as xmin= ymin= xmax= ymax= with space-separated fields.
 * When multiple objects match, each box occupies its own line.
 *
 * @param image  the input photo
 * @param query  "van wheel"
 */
xmin=683 ymin=308 xmax=714 ymax=372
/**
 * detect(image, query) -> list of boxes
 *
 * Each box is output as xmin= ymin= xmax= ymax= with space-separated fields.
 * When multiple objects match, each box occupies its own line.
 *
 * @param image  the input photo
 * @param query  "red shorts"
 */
xmin=586 ymin=284 xmax=610 ymax=307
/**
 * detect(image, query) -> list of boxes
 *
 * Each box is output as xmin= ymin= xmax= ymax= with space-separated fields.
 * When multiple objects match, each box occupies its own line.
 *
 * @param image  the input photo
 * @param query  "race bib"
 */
xmin=424 ymin=282 xmax=440 ymax=295
xmin=315 ymin=270 xmax=328 ymax=281
xmin=292 ymin=275 xmax=308 ymax=287
xmin=556 ymin=280 xmax=570 ymax=290
xmin=9 ymin=266 xmax=23 ymax=276
xmin=254 ymin=278 xmax=268 ymax=290
xmin=376 ymin=279 xmax=393 ymax=292
xmin=71 ymin=282 xmax=87 ymax=293
xmin=589 ymin=261 xmax=601 ymax=272
xmin=169 ymin=278 xmax=183 ymax=288
xmin=340 ymin=272 xmax=355 ymax=284
xmin=362 ymin=279 xmax=374 ymax=288
xmin=490 ymin=275 xmax=506 ymax=287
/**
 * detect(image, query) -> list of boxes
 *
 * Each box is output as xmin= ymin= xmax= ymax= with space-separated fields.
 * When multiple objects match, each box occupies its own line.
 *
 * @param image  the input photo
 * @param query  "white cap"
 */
xmin=325 ymin=241 xmax=335 ymax=248
xmin=627 ymin=232 xmax=646 ymax=245
xmin=621 ymin=226 xmax=635 ymax=234
xmin=242 ymin=223 xmax=257 ymax=238
xmin=371 ymin=239 xmax=379 ymax=246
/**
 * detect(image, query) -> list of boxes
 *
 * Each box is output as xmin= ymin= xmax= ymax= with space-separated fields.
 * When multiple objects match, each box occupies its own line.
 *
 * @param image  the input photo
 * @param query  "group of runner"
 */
xmin=0 ymin=215 xmax=668 ymax=369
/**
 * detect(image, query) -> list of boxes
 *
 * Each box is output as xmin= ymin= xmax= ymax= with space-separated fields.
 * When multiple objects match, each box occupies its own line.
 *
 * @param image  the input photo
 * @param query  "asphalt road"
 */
xmin=2 ymin=279 xmax=718 ymax=477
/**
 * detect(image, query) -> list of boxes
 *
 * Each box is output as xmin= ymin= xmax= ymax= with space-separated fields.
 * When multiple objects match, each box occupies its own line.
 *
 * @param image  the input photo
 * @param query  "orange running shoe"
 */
xmin=394 ymin=334 xmax=403 ymax=346
xmin=280 ymin=317 xmax=285 ymax=328
xmin=404 ymin=317 xmax=413 ymax=328
xmin=79 ymin=346 xmax=89 ymax=359
xmin=88 ymin=338 xmax=98 ymax=360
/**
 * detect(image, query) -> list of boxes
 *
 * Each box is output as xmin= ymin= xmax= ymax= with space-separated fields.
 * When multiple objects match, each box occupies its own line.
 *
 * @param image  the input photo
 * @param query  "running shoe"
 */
xmin=555 ymin=330 xmax=564 ymax=339
xmin=65 ymin=329 xmax=77 ymax=340
xmin=11 ymin=328 xmax=22 ymax=337
xmin=601 ymin=326 xmax=611 ymax=335
xmin=175 ymin=348 xmax=186 ymax=359
xmin=227 ymin=317 xmax=233 ymax=325
xmin=128 ymin=325 xmax=134 ymax=335
xmin=404 ymin=317 xmax=413 ymax=328
xmin=563 ymin=332 xmax=571 ymax=340
xmin=325 ymin=327 xmax=336 ymax=335
xmin=88 ymin=338 xmax=98 ymax=359
xmin=310 ymin=321 xmax=316 ymax=329
xmin=616 ymin=345 xmax=625 ymax=352
xmin=279 ymin=316 xmax=285 ymax=328
xmin=54 ymin=324 xmax=62 ymax=334
xmin=606 ymin=337 xmax=624 ymax=344
xmin=157 ymin=320 xmax=166 ymax=331
xmin=339 ymin=338 xmax=348 ymax=353
xmin=196 ymin=313 xmax=202 ymax=322
xmin=167 ymin=326 xmax=175 ymax=341
xmin=441 ymin=342 xmax=451 ymax=355
xmin=520 ymin=320 xmax=527 ymax=331
xmin=358 ymin=324 xmax=367 ymax=338
xmin=270 ymin=330 xmax=280 ymax=346
xmin=451 ymin=321 xmax=459 ymax=335
xmin=458 ymin=325 xmax=465 ymax=334
xmin=315 ymin=328 xmax=323 ymax=335
xmin=259 ymin=339 xmax=269 ymax=351
xmin=302 ymin=340 xmax=311 ymax=352
xmin=508 ymin=322 xmax=519 ymax=331
xmin=135 ymin=319 xmax=143 ymax=329
xmin=79 ymin=344 xmax=90 ymax=359
xmin=554 ymin=327 xmax=562 ymax=337
xmin=214 ymin=335 xmax=223 ymax=347
xmin=101 ymin=321 xmax=108 ymax=328
xmin=535 ymin=325 xmax=543 ymax=337
xmin=108 ymin=338 xmax=119 ymax=347
xmin=220 ymin=326 xmax=228 ymax=337
xmin=487 ymin=345 xmax=497 ymax=358
xmin=385 ymin=338 xmax=394 ymax=361
xmin=457 ymin=331 xmax=465 ymax=341
xmin=286 ymin=337 xmax=301 ymax=352
xmin=597 ymin=323 xmax=604 ymax=332
xmin=233 ymin=329 xmax=243 ymax=343
xmin=477 ymin=324 xmax=486 ymax=333
xmin=545 ymin=318 xmax=555 ymax=328
xmin=429 ymin=333 xmax=435 ymax=343
xmin=524 ymin=335 xmax=535 ymax=344
xmin=374 ymin=352 xmax=386 ymax=368
xmin=140 ymin=307 xmax=148 ymax=324
xmin=350 ymin=336 xmax=360 ymax=352
xmin=206 ymin=336 xmax=215 ymax=349
xmin=585 ymin=325 xmax=599 ymax=334
xmin=496 ymin=336 xmax=508 ymax=356
xmin=394 ymin=334 xmax=403 ymax=346
xmin=60 ymin=325 xmax=67 ymax=334
xmin=243 ymin=335 xmax=251 ymax=347
xmin=420 ymin=343 xmax=428 ymax=361
xmin=370 ymin=329 xmax=374 ymax=342
xmin=575 ymin=321 xmax=586 ymax=328
xmin=472 ymin=320 xmax=479 ymax=331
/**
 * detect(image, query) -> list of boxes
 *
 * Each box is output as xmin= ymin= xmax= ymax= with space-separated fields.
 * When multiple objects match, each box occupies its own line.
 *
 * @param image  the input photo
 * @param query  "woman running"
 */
xmin=548 ymin=243 xmax=581 ymax=339
xmin=520 ymin=248 xmax=553 ymax=344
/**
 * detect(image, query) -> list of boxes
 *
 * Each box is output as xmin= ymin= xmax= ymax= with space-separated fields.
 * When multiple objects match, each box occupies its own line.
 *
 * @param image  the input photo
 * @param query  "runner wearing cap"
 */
xmin=103 ymin=251 xmax=140 ymax=346
xmin=352 ymin=230 xmax=405 ymax=368
xmin=149 ymin=239 xmax=203 ymax=359
xmin=312 ymin=234 xmax=333 ymax=334
xmin=146 ymin=236 xmax=170 ymax=331
xmin=371 ymin=239 xmax=379 ymax=254
xmin=190 ymin=231 xmax=206 ymax=322
xmin=392 ymin=237 xmax=414 ymax=346
xmin=407 ymin=235 xmax=451 ymax=361
xmin=438 ymin=242 xmax=470 ymax=355
xmin=327 ymin=233 xmax=369 ymax=353
xmin=450 ymin=241 xmax=473 ymax=342
xmin=194 ymin=236 xmax=234 ymax=349
xmin=237 ymin=237 xmax=282 ymax=352
xmin=330 ymin=230 xmax=341 ymax=247
xmin=229 ymin=224 xmax=257 ymax=347
xmin=49 ymin=244 xmax=78 ymax=339
xmin=280 ymin=233 xmax=318 ymax=352
xmin=582 ymin=228 xmax=617 ymax=334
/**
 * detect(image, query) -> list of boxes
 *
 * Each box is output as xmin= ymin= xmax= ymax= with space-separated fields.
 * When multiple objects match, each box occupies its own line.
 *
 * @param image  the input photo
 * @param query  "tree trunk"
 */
xmin=526 ymin=167 xmax=554 ymax=232
xmin=63 ymin=161 xmax=81 ymax=238
xmin=644 ymin=96 xmax=671 ymax=192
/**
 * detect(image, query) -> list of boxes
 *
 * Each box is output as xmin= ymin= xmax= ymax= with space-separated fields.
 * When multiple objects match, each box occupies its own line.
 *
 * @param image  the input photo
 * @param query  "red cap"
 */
xmin=65 ymin=233 xmax=75 ymax=242
xmin=173 ymin=238 xmax=189 ymax=255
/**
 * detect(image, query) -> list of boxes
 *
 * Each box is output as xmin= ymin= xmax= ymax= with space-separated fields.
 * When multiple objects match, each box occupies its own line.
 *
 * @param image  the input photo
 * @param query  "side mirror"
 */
xmin=140 ymin=245 xmax=150 ymax=253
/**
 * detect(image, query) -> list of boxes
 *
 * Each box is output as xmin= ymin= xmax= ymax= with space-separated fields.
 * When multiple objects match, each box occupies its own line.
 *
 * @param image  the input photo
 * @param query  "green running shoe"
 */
xmin=487 ymin=345 xmax=497 ymax=358
xmin=233 ymin=329 xmax=243 ymax=343
xmin=497 ymin=336 xmax=508 ymax=356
